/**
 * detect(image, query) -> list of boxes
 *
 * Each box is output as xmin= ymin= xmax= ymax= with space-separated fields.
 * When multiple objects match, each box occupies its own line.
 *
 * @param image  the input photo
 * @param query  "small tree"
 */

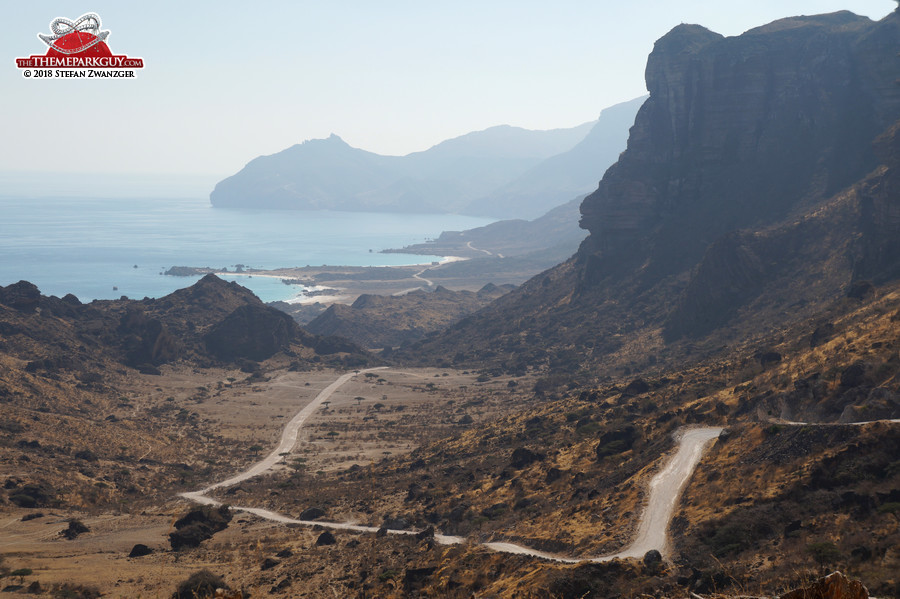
xmin=11 ymin=568 xmax=32 ymax=584
xmin=807 ymin=542 xmax=841 ymax=569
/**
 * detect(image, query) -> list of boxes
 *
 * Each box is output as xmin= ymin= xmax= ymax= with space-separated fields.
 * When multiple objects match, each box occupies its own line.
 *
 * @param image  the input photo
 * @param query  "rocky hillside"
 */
xmin=0 ymin=275 xmax=371 ymax=511
xmin=0 ymin=274 xmax=369 ymax=372
xmin=385 ymin=195 xmax=588 ymax=260
xmin=462 ymin=96 xmax=646 ymax=218
xmin=196 ymin=279 xmax=900 ymax=597
xmin=398 ymin=10 xmax=900 ymax=376
xmin=306 ymin=283 xmax=514 ymax=349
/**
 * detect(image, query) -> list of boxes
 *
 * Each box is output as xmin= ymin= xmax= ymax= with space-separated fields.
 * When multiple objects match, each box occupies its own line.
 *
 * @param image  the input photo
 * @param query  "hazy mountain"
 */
xmin=465 ymin=96 xmax=647 ymax=219
xmin=387 ymin=194 xmax=587 ymax=259
xmin=209 ymin=116 xmax=627 ymax=216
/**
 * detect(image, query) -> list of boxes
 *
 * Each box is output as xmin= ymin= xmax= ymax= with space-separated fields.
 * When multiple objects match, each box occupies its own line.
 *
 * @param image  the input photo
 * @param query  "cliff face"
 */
xmin=579 ymin=11 xmax=900 ymax=282
xmin=854 ymin=120 xmax=900 ymax=283
xmin=401 ymin=10 xmax=900 ymax=369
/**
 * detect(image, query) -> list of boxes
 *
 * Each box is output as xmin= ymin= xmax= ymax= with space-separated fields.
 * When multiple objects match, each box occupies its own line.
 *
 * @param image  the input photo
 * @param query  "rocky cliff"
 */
xmin=401 ymin=9 xmax=900 ymax=370
xmin=579 ymin=12 xmax=900 ymax=283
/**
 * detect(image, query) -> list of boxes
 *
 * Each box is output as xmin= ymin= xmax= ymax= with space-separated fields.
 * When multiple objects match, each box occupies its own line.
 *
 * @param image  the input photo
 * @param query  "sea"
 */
xmin=0 ymin=174 xmax=493 ymax=303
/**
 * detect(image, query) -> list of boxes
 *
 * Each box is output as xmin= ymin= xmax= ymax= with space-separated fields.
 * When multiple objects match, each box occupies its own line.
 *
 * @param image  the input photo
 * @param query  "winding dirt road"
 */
xmin=180 ymin=369 xmax=723 ymax=562
xmin=180 ymin=368 xmax=387 ymax=506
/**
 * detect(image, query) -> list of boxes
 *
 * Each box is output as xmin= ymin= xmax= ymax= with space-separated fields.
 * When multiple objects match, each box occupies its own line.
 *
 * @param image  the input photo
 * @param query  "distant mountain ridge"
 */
xmin=463 ymin=96 xmax=646 ymax=218
xmin=210 ymin=99 xmax=643 ymax=218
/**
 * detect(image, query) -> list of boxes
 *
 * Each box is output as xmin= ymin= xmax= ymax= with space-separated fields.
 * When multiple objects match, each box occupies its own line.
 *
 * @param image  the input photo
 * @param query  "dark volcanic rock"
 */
xmin=596 ymin=426 xmax=639 ymax=459
xmin=580 ymin=13 xmax=900 ymax=281
xmin=643 ymin=549 xmax=662 ymax=567
xmin=664 ymin=232 xmax=768 ymax=339
xmin=854 ymin=121 xmax=900 ymax=282
xmin=261 ymin=557 xmax=280 ymax=570
xmin=839 ymin=362 xmax=869 ymax=388
xmin=621 ymin=378 xmax=650 ymax=397
xmin=0 ymin=281 xmax=41 ymax=313
xmin=169 ymin=505 xmax=232 ymax=551
xmin=299 ymin=507 xmax=326 ymax=521
xmin=315 ymin=531 xmax=337 ymax=546
xmin=61 ymin=519 xmax=89 ymax=540
xmin=404 ymin=566 xmax=437 ymax=592
xmin=510 ymin=447 xmax=544 ymax=468
xmin=128 ymin=543 xmax=153 ymax=558
xmin=382 ymin=517 xmax=410 ymax=531
xmin=118 ymin=306 xmax=179 ymax=367
xmin=204 ymin=304 xmax=299 ymax=361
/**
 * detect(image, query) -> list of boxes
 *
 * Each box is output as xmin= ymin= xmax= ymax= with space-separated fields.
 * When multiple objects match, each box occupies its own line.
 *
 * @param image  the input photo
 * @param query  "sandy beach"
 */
xmin=213 ymin=255 xmax=471 ymax=307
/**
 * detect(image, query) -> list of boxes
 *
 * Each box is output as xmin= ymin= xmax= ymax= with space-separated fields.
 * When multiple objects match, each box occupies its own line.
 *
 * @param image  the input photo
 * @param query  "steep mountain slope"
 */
xmin=465 ymin=96 xmax=646 ymax=219
xmin=387 ymin=195 xmax=587 ymax=260
xmin=209 ymin=121 xmax=595 ymax=215
xmin=399 ymin=10 xmax=900 ymax=376
xmin=306 ymin=283 xmax=514 ymax=349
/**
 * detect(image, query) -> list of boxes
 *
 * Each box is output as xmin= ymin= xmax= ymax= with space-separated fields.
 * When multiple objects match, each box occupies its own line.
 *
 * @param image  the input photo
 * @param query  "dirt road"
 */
xmin=180 ymin=369 xmax=723 ymax=562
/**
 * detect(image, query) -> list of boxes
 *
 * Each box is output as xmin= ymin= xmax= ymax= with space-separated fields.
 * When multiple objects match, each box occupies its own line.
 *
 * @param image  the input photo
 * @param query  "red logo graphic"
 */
xmin=15 ymin=13 xmax=144 ymax=74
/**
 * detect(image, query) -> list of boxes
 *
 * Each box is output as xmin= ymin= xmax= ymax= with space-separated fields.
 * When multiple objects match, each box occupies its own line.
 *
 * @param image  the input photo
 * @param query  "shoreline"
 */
xmin=210 ymin=255 xmax=470 ymax=305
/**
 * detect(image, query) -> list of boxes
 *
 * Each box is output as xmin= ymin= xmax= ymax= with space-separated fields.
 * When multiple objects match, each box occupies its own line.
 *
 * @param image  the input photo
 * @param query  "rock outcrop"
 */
xmin=780 ymin=571 xmax=868 ymax=599
xmin=169 ymin=505 xmax=233 ymax=551
xmin=203 ymin=304 xmax=299 ymax=361
xmin=306 ymin=283 xmax=512 ymax=349
xmin=401 ymin=10 xmax=900 ymax=365
xmin=0 ymin=280 xmax=41 ymax=313
xmin=579 ymin=12 xmax=900 ymax=283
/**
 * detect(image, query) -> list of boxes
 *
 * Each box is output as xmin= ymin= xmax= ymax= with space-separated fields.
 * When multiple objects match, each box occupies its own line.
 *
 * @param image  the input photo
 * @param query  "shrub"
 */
xmin=807 ymin=541 xmax=842 ymax=566
xmin=877 ymin=502 xmax=900 ymax=514
xmin=61 ymin=519 xmax=90 ymax=540
xmin=173 ymin=569 xmax=228 ymax=599
xmin=50 ymin=583 xmax=102 ymax=599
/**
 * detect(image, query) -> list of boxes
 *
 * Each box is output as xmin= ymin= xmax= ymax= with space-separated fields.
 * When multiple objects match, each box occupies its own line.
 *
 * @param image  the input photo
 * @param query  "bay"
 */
xmin=0 ymin=195 xmax=493 ymax=303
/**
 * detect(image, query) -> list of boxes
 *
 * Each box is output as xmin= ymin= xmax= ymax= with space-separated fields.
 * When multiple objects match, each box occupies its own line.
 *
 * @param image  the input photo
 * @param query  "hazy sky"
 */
xmin=2 ymin=1 xmax=895 ymax=178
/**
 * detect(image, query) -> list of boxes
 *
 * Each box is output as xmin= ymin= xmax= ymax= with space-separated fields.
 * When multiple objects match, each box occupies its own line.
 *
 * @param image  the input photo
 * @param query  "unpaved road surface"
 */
xmin=181 ymin=370 xmax=723 ymax=562
xmin=594 ymin=426 xmax=723 ymax=561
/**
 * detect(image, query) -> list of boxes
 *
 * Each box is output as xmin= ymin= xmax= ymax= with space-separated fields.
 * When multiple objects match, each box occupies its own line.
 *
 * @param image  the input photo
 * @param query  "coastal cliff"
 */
xmin=402 ymin=9 xmax=900 ymax=367
xmin=579 ymin=11 xmax=900 ymax=283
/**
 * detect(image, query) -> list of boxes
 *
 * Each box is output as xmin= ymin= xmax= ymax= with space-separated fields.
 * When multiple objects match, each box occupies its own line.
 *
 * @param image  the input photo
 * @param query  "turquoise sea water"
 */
xmin=0 ymin=195 xmax=493 ymax=303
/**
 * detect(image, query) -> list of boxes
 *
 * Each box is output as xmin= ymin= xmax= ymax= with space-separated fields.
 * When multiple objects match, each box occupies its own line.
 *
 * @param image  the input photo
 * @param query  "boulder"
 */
xmin=510 ymin=447 xmax=544 ymax=468
xmin=128 ymin=543 xmax=153 ymax=558
xmin=299 ymin=507 xmax=326 ymax=521
xmin=169 ymin=505 xmax=232 ymax=551
xmin=780 ymin=571 xmax=868 ymax=599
